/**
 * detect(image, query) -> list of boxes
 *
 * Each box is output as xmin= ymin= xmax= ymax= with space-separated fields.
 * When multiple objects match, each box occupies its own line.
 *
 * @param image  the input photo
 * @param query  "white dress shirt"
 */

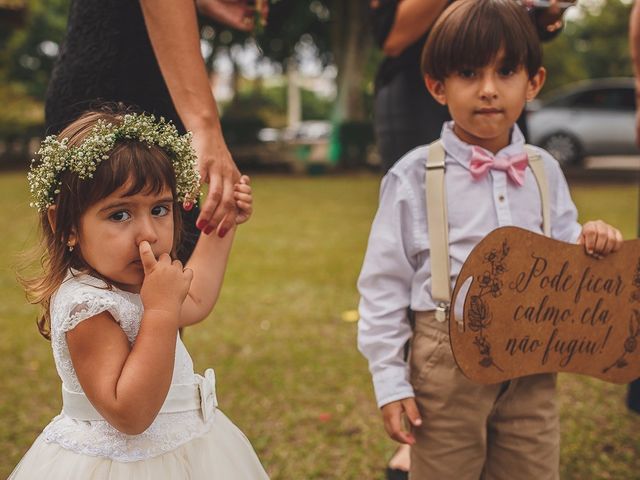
xmin=357 ymin=122 xmax=582 ymax=408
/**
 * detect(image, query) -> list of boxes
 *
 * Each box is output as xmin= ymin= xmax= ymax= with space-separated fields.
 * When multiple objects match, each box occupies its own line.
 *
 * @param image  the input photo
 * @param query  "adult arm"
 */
xmin=631 ymin=1 xmax=640 ymax=147
xmin=139 ymin=0 xmax=239 ymax=236
xmin=381 ymin=0 xmax=449 ymax=57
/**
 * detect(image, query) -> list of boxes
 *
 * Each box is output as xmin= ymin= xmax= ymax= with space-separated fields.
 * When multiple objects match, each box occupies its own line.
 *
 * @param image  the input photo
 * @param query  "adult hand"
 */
xmin=532 ymin=0 xmax=575 ymax=33
xmin=196 ymin=0 xmax=269 ymax=32
xmin=189 ymin=130 xmax=241 ymax=237
xmin=381 ymin=397 xmax=422 ymax=445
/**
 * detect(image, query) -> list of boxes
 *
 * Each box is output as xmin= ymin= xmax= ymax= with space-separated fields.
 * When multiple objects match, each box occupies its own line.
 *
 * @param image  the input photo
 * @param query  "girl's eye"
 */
xmin=151 ymin=205 xmax=170 ymax=217
xmin=459 ymin=69 xmax=475 ymax=79
xmin=499 ymin=67 xmax=516 ymax=77
xmin=110 ymin=211 xmax=130 ymax=222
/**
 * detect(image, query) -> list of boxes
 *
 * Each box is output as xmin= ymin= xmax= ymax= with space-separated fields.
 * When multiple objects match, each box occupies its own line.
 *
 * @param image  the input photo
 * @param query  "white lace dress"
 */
xmin=10 ymin=271 xmax=268 ymax=479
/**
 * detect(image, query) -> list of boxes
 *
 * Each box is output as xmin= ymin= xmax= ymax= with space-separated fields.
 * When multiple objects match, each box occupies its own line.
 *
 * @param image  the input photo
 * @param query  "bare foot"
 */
xmin=388 ymin=443 xmax=411 ymax=471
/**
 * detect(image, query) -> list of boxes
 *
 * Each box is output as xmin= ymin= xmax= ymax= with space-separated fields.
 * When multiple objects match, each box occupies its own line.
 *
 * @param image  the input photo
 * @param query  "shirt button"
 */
xmin=498 ymin=195 xmax=505 ymax=202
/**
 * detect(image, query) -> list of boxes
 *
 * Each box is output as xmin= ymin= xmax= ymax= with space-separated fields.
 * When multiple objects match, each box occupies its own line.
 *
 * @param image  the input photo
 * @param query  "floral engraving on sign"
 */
xmin=469 ymin=240 xmax=510 ymax=371
xmin=602 ymin=310 xmax=640 ymax=374
xmin=631 ymin=258 xmax=640 ymax=304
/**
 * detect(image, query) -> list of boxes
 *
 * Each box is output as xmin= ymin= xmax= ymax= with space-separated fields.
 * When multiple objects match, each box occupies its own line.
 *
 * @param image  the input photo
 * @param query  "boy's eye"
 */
xmin=151 ymin=205 xmax=170 ymax=217
xmin=499 ymin=67 xmax=516 ymax=77
xmin=109 ymin=211 xmax=130 ymax=222
xmin=458 ymin=69 xmax=476 ymax=79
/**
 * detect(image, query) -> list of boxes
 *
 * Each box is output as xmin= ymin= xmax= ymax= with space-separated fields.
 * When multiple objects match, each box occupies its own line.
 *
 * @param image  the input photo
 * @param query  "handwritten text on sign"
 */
xmin=450 ymin=227 xmax=640 ymax=384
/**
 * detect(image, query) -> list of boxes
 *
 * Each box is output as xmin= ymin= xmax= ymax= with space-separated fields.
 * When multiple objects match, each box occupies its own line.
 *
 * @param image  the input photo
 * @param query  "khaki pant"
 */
xmin=409 ymin=311 xmax=559 ymax=480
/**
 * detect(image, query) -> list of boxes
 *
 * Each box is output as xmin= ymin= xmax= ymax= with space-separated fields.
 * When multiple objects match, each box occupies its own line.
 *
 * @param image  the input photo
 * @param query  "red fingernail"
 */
xmin=184 ymin=202 xmax=193 ymax=211
xmin=196 ymin=220 xmax=207 ymax=230
xmin=218 ymin=228 xmax=227 ymax=238
xmin=203 ymin=226 xmax=214 ymax=235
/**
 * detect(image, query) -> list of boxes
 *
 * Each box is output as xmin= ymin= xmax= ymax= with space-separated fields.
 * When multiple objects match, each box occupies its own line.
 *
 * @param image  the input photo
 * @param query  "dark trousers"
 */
xmin=375 ymin=70 xmax=450 ymax=174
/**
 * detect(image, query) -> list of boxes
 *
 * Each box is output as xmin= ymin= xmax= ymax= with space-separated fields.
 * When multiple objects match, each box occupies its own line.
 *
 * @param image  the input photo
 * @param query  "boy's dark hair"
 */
xmin=421 ymin=0 xmax=542 ymax=80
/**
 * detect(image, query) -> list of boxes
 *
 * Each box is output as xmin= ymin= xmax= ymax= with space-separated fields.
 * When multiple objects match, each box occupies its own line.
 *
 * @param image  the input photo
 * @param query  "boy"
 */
xmin=357 ymin=0 xmax=623 ymax=478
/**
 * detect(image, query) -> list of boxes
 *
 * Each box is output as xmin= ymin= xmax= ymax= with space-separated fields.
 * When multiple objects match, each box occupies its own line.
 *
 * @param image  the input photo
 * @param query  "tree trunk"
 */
xmin=331 ymin=0 xmax=372 ymax=122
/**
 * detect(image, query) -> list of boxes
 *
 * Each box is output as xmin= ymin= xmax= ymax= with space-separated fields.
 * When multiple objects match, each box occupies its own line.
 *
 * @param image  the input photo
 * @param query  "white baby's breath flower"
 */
xmin=28 ymin=113 xmax=201 ymax=211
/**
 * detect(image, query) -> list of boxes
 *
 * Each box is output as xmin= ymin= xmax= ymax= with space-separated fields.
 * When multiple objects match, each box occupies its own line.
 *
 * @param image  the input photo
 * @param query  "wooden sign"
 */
xmin=450 ymin=226 xmax=640 ymax=384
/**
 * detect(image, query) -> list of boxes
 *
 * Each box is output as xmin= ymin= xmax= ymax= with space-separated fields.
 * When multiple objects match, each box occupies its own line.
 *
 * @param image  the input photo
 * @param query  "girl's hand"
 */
xmin=234 ymin=175 xmax=253 ymax=224
xmin=138 ymin=241 xmax=193 ymax=314
xmin=578 ymin=220 xmax=623 ymax=259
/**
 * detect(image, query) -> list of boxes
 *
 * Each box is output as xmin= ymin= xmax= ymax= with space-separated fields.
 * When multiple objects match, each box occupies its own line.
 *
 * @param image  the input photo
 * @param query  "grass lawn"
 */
xmin=0 ymin=170 xmax=638 ymax=479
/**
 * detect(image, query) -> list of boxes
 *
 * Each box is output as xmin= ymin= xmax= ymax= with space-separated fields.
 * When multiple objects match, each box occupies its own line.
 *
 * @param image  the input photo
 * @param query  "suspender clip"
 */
xmin=435 ymin=302 xmax=449 ymax=323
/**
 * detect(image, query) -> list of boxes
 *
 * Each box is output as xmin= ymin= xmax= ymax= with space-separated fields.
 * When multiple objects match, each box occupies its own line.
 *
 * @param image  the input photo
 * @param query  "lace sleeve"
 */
xmin=60 ymin=291 xmax=120 ymax=333
xmin=50 ymin=274 xmax=122 ymax=334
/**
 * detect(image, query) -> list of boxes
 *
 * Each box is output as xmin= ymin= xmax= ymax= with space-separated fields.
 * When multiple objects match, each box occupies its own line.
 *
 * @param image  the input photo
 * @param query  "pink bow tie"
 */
xmin=469 ymin=146 xmax=528 ymax=186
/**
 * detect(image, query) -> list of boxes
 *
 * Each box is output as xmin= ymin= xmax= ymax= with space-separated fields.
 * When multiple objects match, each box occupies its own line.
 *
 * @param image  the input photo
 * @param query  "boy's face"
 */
xmin=425 ymin=53 xmax=545 ymax=153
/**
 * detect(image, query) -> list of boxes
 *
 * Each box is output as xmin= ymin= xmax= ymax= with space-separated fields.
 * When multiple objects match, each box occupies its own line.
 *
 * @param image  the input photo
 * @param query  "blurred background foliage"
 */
xmin=0 ymin=0 xmax=634 ymax=143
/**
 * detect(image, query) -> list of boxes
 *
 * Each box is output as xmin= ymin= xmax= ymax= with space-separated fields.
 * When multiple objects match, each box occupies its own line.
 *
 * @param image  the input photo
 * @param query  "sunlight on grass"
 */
xmin=0 ymin=171 xmax=638 ymax=479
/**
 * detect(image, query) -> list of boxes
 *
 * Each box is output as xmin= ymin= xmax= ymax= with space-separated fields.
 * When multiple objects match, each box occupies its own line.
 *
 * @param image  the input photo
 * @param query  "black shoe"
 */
xmin=628 ymin=379 xmax=640 ymax=414
xmin=386 ymin=467 xmax=409 ymax=480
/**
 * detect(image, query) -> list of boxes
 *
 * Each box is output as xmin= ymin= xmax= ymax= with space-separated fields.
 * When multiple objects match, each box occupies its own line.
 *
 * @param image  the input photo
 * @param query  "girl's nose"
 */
xmin=135 ymin=216 xmax=158 ymax=246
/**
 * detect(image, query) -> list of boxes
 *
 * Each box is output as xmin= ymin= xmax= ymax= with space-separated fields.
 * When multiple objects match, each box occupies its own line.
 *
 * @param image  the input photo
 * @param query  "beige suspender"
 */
xmin=524 ymin=145 xmax=551 ymax=237
xmin=425 ymin=141 xmax=451 ymax=322
xmin=425 ymin=141 xmax=550 ymax=322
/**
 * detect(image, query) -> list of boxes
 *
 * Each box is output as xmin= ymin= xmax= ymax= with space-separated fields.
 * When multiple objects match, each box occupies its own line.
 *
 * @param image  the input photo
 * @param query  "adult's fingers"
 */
xmin=197 ymin=173 xmax=223 ymax=232
xmin=197 ymin=165 xmax=240 ymax=236
xmin=138 ymin=241 xmax=157 ymax=273
xmin=212 ymin=180 xmax=237 ymax=237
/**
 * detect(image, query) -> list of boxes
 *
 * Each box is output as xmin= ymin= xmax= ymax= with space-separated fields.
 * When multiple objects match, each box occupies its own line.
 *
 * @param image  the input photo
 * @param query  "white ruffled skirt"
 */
xmin=9 ymin=410 xmax=269 ymax=479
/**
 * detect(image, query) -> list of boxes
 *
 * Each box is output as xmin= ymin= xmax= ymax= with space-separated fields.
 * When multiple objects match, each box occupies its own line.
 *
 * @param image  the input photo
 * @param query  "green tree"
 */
xmin=0 ymin=0 xmax=69 ymax=134
xmin=541 ymin=0 xmax=632 ymax=96
xmin=1 ymin=0 xmax=69 ymax=99
xmin=574 ymin=0 xmax=632 ymax=79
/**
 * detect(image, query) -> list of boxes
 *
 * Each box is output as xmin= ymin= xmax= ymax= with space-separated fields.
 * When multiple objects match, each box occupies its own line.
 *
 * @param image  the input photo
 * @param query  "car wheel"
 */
xmin=540 ymin=132 xmax=582 ymax=166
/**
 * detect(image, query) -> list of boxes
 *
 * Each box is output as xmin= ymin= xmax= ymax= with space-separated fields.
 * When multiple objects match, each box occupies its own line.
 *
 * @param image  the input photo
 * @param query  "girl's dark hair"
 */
xmin=421 ymin=0 xmax=542 ymax=80
xmin=22 ymin=109 xmax=182 ymax=339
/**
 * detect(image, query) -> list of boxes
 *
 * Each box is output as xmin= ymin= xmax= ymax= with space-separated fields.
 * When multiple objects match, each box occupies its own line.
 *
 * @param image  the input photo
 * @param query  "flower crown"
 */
xmin=28 ymin=113 xmax=201 ymax=212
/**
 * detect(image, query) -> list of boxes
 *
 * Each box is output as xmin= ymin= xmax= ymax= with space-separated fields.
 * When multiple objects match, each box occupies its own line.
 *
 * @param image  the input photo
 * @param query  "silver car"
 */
xmin=528 ymin=78 xmax=638 ymax=166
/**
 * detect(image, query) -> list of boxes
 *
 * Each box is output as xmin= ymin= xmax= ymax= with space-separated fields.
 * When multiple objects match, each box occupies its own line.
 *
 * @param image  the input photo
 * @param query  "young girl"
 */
xmin=10 ymin=110 xmax=269 ymax=479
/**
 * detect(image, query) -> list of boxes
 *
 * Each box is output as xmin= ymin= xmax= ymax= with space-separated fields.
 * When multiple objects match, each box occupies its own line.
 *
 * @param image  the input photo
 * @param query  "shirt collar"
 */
xmin=440 ymin=121 xmax=526 ymax=170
